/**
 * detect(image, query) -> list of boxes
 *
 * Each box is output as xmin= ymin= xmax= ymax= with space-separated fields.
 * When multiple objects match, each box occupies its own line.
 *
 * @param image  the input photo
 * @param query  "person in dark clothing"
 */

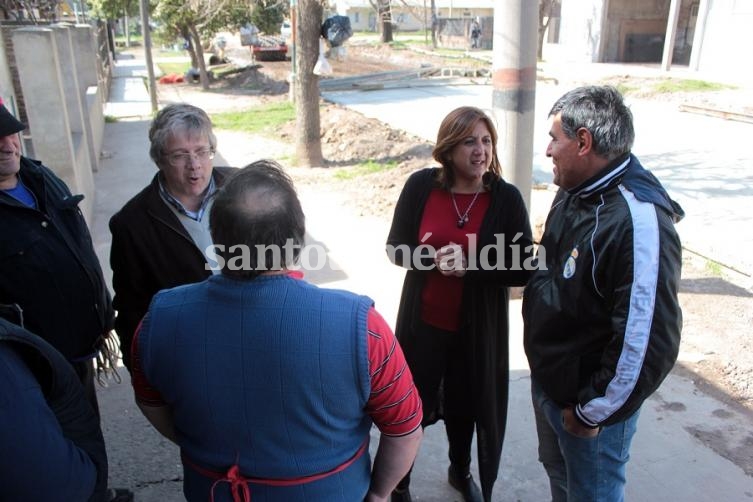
xmin=0 ymin=304 xmax=108 ymax=501
xmin=0 ymin=104 xmax=133 ymax=501
xmin=523 ymin=85 xmax=684 ymax=502
xmin=109 ymin=103 xmax=235 ymax=371
xmin=386 ymin=106 xmax=534 ymax=502
xmin=470 ymin=19 xmax=481 ymax=49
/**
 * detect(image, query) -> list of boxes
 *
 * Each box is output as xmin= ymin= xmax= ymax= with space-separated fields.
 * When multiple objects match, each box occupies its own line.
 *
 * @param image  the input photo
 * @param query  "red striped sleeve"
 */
xmin=365 ymin=307 xmax=423 ymax=436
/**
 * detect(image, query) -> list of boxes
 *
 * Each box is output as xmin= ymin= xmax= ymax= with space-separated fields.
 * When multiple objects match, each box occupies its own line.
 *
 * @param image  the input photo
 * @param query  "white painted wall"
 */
xmin=694 ymin=0 xmax=753 ymax=83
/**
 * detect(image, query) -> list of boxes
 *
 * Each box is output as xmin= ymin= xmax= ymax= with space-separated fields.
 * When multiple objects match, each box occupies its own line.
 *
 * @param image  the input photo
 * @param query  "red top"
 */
xmin=131 ymin=276 xmax=422 ymax=437
xmin=418 ymin=189 xmax=490 ymax=331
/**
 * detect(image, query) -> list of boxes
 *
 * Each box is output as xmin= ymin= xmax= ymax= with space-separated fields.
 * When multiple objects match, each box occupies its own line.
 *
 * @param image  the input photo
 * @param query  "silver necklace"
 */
xmin=451 ymin=188 xmax=481 ymax=228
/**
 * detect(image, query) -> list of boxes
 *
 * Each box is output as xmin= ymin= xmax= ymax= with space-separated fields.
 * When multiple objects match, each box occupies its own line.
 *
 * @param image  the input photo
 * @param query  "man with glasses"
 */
xmin=109 ymin=103 xmax=236 ymax=371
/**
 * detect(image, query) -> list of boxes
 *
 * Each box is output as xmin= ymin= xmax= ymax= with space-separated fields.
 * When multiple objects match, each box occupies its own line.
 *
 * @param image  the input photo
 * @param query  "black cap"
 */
xmin=0 ymin=104 xmax=26 ymax=137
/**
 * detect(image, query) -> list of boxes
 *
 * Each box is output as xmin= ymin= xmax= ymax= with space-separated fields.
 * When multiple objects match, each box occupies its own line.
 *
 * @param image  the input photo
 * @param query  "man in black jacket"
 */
xmin=0 ymin=104 xmax=132 ymax=502
xmin=523 ymin=86 xmax=683 ymax=502
xmin=109 ymin=103 xmax=234 ymax=371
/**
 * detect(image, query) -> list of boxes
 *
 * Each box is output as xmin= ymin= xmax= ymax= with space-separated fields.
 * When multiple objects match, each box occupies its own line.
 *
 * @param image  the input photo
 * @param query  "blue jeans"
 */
xmin=531 ymin=379 xmax=640 ymax=502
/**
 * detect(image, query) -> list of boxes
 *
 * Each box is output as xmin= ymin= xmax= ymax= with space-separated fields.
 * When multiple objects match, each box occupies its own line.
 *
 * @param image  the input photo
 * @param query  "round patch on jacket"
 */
xmin=563 ymin=247 xmax=578 ymax=279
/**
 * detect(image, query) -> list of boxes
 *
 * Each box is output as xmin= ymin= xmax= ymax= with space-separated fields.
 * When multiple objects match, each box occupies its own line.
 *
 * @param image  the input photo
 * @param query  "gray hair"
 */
xmin=148 ymin=103 xmax=217 ymax=167
xmin=548 ymin=85 xmax=634 ymax=160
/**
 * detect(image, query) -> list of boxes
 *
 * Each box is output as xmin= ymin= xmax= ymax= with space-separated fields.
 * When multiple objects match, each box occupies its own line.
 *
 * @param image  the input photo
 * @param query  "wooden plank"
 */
xmin=678 ymin=103 xmax=753 ymax=124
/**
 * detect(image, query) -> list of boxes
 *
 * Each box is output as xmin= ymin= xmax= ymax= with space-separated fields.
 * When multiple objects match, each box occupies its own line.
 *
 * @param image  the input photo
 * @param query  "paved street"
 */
xmin=93 ymin=53 xmax=753 ymax=500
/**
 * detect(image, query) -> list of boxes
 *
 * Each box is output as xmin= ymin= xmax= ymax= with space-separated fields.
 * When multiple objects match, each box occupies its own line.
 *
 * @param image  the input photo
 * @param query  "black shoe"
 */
xmin=391 ymin=487 xmax=412 ymax=502
xmin=447 ymin=465 xmax=482 ymax=502
xmin=106 ymin=488 xmax=134 ymax=502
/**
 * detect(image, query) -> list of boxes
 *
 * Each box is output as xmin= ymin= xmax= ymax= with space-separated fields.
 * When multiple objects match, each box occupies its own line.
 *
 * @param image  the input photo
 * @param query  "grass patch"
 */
xmin=705 ymin=259 xmax=723 ymax=277
xmin=614 ymin=83 xmax=638 ymax=95
xmin=157 ymin=61 xmax=191 ymax=76
xmin=334 ymin=160 xmax=397 ymax=180
xmin=651 ymin=78 xmax=733 ymax=94
xmin=104 ymin=115 xmax=118 ymax=123
xmin=210 ymin=101 xmax=295 ymax=135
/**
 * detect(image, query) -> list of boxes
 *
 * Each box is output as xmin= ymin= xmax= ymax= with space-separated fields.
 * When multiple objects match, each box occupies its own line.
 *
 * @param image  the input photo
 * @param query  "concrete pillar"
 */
xmin=661 ymin=0 xmax=682 ymax=71
xmin=72 ymin=24 xmax=100 ymax=94
xmin=11 ymin=27 xmax=93 ymax=223
xmin=689 ymin=0 xmax=710 ymax=71
xmin=491 ymin=0 xmax=538 ymax=211
xmin=53 ymin=23 xmax=99 ymax=173
xmin=51 ymin=24 xmax=95 ymax=181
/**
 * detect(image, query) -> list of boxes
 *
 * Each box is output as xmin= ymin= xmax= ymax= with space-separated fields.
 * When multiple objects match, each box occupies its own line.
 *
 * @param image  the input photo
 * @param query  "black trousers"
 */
xmin=397 ymin=321 xmax=476 ymax=489
xmin=72 ymin=358 xmax=100 ymax=418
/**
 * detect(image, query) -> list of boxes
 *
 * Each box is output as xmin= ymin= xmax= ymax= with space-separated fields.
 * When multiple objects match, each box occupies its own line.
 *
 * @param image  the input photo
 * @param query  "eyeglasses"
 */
xmin=165 ymin=148 xmax=215 ymax=168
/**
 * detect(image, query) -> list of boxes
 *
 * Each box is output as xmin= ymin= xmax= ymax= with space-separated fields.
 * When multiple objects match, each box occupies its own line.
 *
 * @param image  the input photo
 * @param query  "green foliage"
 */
xmin=88 ymin=0 xmax=142 ymax=20
xmin=334 ymin=160 xmax=398 ymax=180
xmin=250 ymin=1 xmax=287 ymax=34
xmin=153 ymin=0 xmax=254 ymax=47
xmin=210 ymin=101 xmax=295 ymax=135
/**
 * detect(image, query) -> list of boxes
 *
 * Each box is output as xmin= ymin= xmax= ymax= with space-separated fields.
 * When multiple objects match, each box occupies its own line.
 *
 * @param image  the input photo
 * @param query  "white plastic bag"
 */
xmin=313 ymin=39 xmax=332 ymax=76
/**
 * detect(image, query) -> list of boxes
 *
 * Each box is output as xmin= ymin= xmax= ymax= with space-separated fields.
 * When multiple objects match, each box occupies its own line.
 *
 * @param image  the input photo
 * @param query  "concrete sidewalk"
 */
xmin=93 ymin=55 xmax=753 ymax=501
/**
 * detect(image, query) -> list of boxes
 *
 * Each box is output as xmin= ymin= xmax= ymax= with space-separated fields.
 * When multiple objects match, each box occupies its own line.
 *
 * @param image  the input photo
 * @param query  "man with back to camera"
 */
xmin=130 ymin=159 xmax=423 ymax=502
xmin=523 ymin=85 xmax=684 ymax=501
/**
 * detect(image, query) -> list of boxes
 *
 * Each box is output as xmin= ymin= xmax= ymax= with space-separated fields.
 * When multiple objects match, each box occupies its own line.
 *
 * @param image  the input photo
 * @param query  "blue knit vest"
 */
xmin=140 ymin=274 xmax=374 ymax=501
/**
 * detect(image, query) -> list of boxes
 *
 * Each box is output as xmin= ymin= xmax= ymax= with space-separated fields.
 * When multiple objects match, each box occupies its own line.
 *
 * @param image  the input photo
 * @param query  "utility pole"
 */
xmin=492 ymin=0 xmax=537 ymax=210
xmin=139 ymin=0 xmax=158 ymax=113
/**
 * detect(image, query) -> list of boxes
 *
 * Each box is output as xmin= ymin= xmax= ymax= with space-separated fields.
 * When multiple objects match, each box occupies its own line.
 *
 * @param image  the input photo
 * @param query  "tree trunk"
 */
xmin=182 ymin=26 xmax=199 ymax=69
xmin=294 ymin=0 xmax=324 ymax=168
xmin=125 ymin=14 xmax=131 ymax=47
xmin=188 ymin=23 xmax=211 ymax=90
xmin=430 ymin=0 xmax=437 ymax=48
xmin=538 ymin=0 xmax=554 ymax=61
xmin=378 ymin=0 xmax=393 ymax=43
xmin=537 ymin=27 xmax=546 ymax=60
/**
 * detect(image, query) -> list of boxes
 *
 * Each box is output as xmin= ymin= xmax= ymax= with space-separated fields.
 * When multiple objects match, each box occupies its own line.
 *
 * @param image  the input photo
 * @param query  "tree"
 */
xmin=293 ymin=0 xmax=324 ymax=167
xmin=376 ymin=0 xmax=393 ymax=43
xmin=250 ymin=0 xmax=285 ymax=34
xmin=430 ymin=0 xmax=436 ymax=48
xmin=538 ymin=0 xmax=557 ymax=60
xmin=152 ymin=0 xmax=252 ymax=90
xmin=0 ymin=0 xmax=59 ymax=22
xmin=89 ymin=0 xmax=140 ymax=48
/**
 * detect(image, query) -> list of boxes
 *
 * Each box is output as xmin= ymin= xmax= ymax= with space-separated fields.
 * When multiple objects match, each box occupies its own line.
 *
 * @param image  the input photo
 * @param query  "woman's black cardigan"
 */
xmin=386 ymin=168 xmax=533 ymax=500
